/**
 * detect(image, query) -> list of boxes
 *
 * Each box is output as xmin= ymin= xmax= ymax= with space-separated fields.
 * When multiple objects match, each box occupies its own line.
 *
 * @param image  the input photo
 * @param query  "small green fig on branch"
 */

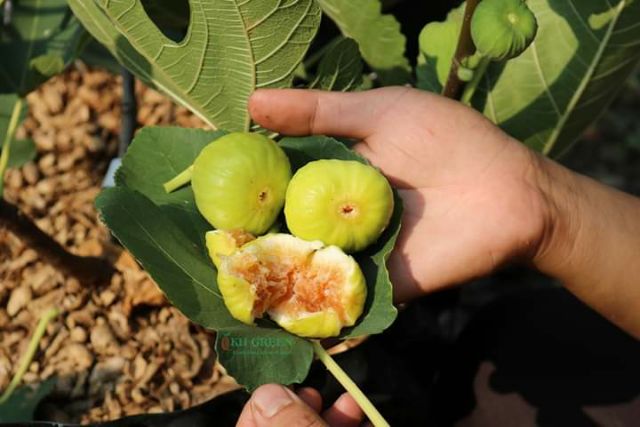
xmin=471 ymin=0 xmax=538 ymax=61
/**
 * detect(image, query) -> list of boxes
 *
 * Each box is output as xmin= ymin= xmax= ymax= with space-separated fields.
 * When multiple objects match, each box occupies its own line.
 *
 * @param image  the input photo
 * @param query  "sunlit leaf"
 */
xmin=473 ymin=0 xmax=640 ymax=156
xmin=318 ymin=0 xmax=410 ymax=85
xmin=416 ymin=4 xmax=465 ymax=93
xmin=68 ymin=0 xmax=321 ymax=131
xmin=417 ymin=0 xmax=640 ymax=157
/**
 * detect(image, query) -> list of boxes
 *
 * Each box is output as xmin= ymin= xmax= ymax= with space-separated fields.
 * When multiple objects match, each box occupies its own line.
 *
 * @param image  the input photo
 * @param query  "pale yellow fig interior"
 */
xmin=210 ymin=233 xmax=367 ymax=338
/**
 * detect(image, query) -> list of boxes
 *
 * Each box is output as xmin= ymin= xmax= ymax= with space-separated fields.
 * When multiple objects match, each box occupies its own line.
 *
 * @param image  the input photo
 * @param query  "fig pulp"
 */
xmin=207 ymin=232 xmax=367 ymax=338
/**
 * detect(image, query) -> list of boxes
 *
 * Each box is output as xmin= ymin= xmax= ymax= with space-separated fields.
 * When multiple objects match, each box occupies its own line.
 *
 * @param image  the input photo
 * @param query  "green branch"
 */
xmin=442 ymin=0 xmax=481 ymax=100
xmin=312 ymin=341 xmax=390 ymax=427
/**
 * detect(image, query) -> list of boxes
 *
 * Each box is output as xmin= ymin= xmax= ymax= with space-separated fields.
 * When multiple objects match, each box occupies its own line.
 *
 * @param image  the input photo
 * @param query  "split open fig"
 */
xmin=207 ymin=232 xmax=367 ymax=338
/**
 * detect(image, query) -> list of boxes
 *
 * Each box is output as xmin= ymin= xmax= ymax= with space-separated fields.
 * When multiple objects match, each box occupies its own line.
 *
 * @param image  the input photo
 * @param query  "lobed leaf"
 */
xmin=68 ymin=0 xmax=321 ymax=131
xmin=416 ymin=4 xmax=465 ymax=93
xmin=317 ymin=0 xmax=411 ymax=85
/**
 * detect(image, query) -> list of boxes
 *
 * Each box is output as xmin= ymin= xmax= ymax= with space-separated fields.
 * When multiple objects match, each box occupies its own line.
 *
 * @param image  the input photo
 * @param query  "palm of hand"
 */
xmin=250 ymin=87 xmax=548 ymax=301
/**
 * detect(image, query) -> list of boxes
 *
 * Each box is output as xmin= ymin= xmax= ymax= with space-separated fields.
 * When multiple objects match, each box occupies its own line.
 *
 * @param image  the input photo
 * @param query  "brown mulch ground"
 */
xmin=0 ymin=65 xmax=238 ymax=423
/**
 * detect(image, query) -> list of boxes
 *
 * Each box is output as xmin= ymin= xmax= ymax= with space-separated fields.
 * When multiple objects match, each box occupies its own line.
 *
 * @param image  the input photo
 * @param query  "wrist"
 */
xmin=528 ymin=153 xmax=580 ymax=276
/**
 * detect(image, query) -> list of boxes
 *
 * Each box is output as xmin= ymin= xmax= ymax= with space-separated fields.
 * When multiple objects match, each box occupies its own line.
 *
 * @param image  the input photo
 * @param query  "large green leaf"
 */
xmin=97 ymin=127 xmax=401 ymax=389
xmin=472 ymin=0 xmax=640 ymax=156
xmin=68 ymin=0 xmax=321 ymax=131
xmin=97 ymin=186 xmax=241 ymax=330
xmin=115 ymin=127 xmax=225 ymax=248
xmin=317 ymin=0 xmax=410 ymax=85
xmin=310 ymin=37 xmax=363 ymax=91
xmin=0 ymin=0 xmax=87 ymax=96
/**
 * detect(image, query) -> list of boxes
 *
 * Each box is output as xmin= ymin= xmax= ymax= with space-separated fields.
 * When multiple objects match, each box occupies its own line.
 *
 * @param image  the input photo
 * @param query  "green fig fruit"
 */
xmin=284 ymin=159 xmax=394 ymax=253
xmin=190 ymin=133 xmax=291 ymax=235
xmin=471 ymin=0 xmax=538 ymax=61
xmin=212 ymin=233 xmax=367 ymax=338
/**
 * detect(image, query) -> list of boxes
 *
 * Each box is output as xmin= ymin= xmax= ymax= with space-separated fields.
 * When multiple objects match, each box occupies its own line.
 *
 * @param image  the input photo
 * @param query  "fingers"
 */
xmin=237 ymin=384 xmax=327 ymax=427
xmin=297 ymin=387 xmax=323 ymax=413
xmin=249 ymin=87 xmax=410 ymax=139
xmin=322 ymin=392 xmax=364 ymax=427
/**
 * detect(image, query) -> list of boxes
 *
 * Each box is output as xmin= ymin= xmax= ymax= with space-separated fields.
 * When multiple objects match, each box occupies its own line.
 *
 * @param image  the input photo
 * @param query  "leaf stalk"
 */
xmin=461 ymin=56 xmax=491 ymax=105
xmin=0 ymin=97 xmax=24 ymax=195
xmin=312 ymin=340 xmax=390 ymax=427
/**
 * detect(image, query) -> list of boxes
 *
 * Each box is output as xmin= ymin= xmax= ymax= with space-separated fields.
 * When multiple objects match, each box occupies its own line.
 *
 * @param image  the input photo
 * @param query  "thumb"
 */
xmin=249 ymin=87 xmax=412 ymax=139
xmin=241 ymin=384 xmax=328 ymax=427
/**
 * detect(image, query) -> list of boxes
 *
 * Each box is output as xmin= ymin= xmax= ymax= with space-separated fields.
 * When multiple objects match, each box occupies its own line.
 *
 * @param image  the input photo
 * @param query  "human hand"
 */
xmin=249 ymin=87 xmax=551 ymax=302
xmin=236 ymin=384 xmax=363 ymax=427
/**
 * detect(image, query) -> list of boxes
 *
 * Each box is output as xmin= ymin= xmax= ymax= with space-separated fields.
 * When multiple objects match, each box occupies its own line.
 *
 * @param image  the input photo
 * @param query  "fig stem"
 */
xmin=0 ymin=307 xmax=59 ymax=404
xmin=163 ymin=165 xmax=193 ymax=193
xmin=461 ymin=56 xmax=491 ymax=105
xmin=312 ymin=341 xmax=390 ymax=427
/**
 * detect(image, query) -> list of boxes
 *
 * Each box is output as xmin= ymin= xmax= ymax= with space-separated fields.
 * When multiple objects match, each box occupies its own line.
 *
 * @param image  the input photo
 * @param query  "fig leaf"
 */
xmin=310 ymin=38 xmax=364 ymax=92
xmin=473 ymin=0 xmax=640 ymax=157
xmin=68 ymin=0 xmax=321 ymax=131
xmin=317 ymin=0 xmax=410 ymax=85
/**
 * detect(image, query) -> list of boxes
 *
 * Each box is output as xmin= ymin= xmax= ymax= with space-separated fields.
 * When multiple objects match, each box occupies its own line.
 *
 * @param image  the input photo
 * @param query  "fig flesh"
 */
xmin=208 ymin=232 xmax=367 ymax=338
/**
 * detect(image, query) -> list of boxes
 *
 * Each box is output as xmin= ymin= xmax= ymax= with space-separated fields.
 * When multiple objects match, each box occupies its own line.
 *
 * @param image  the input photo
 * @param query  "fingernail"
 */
xmin=252 ymin=384 xmax=294 ymax=418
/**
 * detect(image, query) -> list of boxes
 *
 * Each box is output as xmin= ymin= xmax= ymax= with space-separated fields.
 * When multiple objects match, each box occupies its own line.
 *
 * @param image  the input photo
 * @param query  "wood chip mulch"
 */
xmin=0 ymin=64 xmax=238 ymax=423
